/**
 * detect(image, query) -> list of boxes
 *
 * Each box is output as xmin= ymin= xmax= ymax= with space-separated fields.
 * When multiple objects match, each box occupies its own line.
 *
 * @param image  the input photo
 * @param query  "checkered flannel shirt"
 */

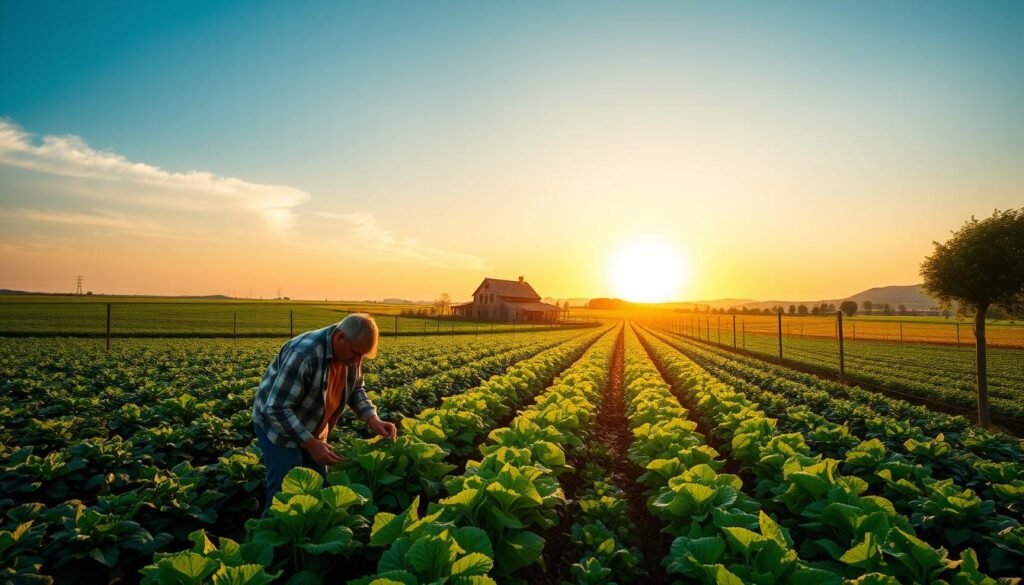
xmin=252 ymin=324 xmax=378 ymax=447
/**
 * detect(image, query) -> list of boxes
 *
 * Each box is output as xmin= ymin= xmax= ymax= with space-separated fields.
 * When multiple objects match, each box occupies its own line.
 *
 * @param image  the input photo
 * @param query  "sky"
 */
xmin=1 ymin=0 xmax=1022 ymax=302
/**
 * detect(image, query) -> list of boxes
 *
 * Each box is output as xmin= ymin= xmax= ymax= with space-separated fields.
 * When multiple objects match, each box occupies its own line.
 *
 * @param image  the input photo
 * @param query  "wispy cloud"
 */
xmin=5 ymin=208 xmax=179 ymax=239
xmin=0 ymin=119 xmax=489 ymax=272
xmin=312 ymin=211 xmax=490 ymax=270
xmin=0 ymin=119 xmax=309 ymax=232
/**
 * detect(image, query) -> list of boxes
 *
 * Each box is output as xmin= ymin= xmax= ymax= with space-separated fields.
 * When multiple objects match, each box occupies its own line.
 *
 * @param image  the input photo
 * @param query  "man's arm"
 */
xmin=346 ymin=382 xmax=378 ymax=422
xmin=264 ymin=351 xmax=315 ymax=445
xmin=348 ymin=381 xmax=396 ymax=440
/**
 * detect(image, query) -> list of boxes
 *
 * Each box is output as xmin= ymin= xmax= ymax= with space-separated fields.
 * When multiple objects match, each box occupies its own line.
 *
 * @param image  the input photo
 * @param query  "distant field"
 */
xmin=0 ymin=296 xmax=593 ymax=336
xmin=607 ymin=309 xmax=1024 ymax=348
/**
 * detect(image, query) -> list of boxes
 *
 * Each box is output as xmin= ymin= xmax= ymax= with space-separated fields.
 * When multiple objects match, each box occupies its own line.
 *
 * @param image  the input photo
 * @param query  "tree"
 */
xmin=897 ymin=304 xmax=908 ymax=315
xmin=920 ymin=208 xmax=1024 ymax=427
xmin=797 ymin=304 xmax=808 ymax=315
xmin=839 ymin=301 xmax=858 ymax=317
xmin=862 ymin=300 xmax=874 ymax=315
xmin=882 ymin=303 xmax=893 ymax=316
xmin=434 ymin=293 xmax=451 ymax=316
xmin=788 ymin=304 xmax=796 ymax=315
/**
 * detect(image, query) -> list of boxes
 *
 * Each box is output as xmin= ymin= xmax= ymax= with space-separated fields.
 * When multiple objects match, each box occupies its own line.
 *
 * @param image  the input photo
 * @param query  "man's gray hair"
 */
xmin=338 ymin=313 xmax=379 ymax=359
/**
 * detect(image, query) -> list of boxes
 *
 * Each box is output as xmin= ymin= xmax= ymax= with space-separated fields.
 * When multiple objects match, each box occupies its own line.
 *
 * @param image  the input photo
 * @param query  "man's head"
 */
xmin=333 ymin=313 xmax=379 ymax=365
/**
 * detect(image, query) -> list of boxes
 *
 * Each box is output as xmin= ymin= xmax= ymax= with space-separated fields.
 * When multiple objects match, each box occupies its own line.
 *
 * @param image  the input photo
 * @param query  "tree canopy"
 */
xmin=920 ymin=208 xmax=1024 ymax=316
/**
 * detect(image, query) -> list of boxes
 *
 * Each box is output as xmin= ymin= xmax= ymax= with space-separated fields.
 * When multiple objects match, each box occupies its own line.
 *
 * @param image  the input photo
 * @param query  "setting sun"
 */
xmin=607 ymin=237 xmax=687 ymax=302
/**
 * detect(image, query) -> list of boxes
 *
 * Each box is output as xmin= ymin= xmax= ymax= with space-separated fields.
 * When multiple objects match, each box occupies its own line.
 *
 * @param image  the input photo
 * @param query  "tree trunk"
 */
xmin=974 ymin=305 xmax=991 ymax=428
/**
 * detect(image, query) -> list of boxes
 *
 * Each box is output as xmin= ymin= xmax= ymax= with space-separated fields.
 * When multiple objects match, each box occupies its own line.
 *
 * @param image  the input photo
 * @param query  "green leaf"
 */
xmin=531 ymin=442 xmax=566 ymax=468
xmin=454 ymin=527 xmax=493 ymax=558
xmin=320 ymin=484 xmax=364 ymax=510
xmin=296 ymin=525 xmax=353 ymax=555
xmin=441 ymin=488 xmax=480 ymax=512
xmin=281 ymin=467 xmax=324 ymax=495
xmin=840 ymin=532 xmax=881 ymax=570
xmin=709 ymin=564 xmax=744 ymax=585
xmin=165 ymin=552 xmax=219 ymax=582
xmin=486 ymin=506 xmax=525 ymax=530
xmin=496 ymin=530 xmax=544 ymax=573
xmin=722 ymin=527 xmax=764 ymax=555
xmin=407 ymin=534 xmax=458 ymax=580
xmin=212 ymin=564 xmax=281 ymax=585
xmin=758 ymin=511 xmax=792 ymax=547
xmin=450 ymin=552 xmax=493 ymax=576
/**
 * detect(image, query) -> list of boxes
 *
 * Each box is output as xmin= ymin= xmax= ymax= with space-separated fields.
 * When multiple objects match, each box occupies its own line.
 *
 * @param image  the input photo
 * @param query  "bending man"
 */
xmin=252 ymin=313 xmax=397 ymax=513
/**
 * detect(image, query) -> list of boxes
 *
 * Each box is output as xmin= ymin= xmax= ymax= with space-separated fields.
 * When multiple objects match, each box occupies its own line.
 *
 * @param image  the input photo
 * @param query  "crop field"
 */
xmin=659 ymin=327 xmax=1024 ymax=427
xmin=2 ymin=323 xmax=1024 ymax=584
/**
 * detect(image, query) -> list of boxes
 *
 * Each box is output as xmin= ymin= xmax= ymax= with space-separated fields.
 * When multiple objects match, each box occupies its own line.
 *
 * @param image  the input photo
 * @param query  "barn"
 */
xmin=451 ymin=276 xmax=562 ymax=323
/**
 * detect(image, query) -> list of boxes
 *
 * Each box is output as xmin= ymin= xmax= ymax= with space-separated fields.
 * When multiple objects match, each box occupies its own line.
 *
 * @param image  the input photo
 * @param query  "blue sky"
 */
xmin=1 ymin=1 xmax=1023 ymax=300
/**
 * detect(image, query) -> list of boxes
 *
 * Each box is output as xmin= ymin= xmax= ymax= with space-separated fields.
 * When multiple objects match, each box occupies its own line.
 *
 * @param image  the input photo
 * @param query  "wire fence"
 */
xmin=0 ymin=301 xmax=598 ymax=341
xmin=648 ymin=311 xmax=1024 ymax=432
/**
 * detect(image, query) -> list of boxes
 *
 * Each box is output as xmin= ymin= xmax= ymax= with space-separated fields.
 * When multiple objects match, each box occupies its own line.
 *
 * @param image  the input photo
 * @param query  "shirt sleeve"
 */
xmin=347 ymin=376 xmax=378 ymax=422
xmin=264 ymin=350 xmax=315 ymax=444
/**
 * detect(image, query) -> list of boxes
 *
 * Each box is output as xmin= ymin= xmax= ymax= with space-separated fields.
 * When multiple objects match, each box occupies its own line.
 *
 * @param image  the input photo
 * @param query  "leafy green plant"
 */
xmin=244 ymin=467 xmax=369 ymax=580
xmin=352 ymin=497 xmax=496 ymax=585
xmin=140 ymin=529 xmax=279 ymax=585
xmin=332 ymin=435 xmax=455 ymax=511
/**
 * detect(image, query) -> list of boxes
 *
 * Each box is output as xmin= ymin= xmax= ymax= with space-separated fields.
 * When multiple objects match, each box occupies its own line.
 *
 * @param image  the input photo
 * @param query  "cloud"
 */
xmin=0 ymin=119 xmax=489 ymax=272
xmin=5 ymin=208 xmax=180 ymax=239
xmin=0 ymin=119 xmax=309 ymax=232
xmin=312 ymin=211 xmax=491 ymax=270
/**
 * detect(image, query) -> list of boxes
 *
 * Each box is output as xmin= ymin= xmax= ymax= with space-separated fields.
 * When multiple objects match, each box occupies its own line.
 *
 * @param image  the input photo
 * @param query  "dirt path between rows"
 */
xmin=591 ymin=327 xmax=671 ymax=583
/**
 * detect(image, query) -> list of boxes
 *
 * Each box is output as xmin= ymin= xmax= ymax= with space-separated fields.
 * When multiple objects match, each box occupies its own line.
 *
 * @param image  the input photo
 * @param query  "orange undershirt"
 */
xmin=314 ymin=360 xmax=346 ymax=441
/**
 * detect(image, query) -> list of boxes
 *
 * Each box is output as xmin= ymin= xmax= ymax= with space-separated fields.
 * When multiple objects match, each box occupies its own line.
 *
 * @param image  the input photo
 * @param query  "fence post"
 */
xmin=106 ymin=303 xmax=111 ymax=351
xmin=706 ymin=317 xmax=710 ymax=341
xmin=717 ymin=317 xmax=721 ymax=345
xmin=289 ymin=310 xmax=294 ymax=337
xmin=837 ymin=310 xmax=845 ymax=383
xmin=742 ymin=321 xmax=746 ymax=349
xmin=777 ymin=311 xmax=783 ymax=364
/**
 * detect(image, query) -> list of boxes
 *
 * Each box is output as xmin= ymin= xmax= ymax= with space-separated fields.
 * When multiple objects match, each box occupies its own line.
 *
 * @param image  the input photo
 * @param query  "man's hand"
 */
xmin=367 ymin=415 xmax=397 ymax=440
xmin=300 ymin=437 xmax=344 ymax=465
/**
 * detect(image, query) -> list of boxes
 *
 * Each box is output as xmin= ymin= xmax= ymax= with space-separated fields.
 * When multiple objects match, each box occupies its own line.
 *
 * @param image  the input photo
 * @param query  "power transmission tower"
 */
xmin=75 ymin=276 xmax=84 ymax=295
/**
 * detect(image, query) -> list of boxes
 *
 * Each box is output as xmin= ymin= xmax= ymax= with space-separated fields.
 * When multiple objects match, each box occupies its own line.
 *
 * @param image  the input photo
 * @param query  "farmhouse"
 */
xmin=452 ymin=276 xmax=562 ymax=322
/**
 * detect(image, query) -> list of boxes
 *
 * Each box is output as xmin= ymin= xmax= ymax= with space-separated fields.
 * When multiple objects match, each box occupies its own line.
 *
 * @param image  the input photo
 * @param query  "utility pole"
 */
xmin=75 ymin=275 xmax=84 ymax=296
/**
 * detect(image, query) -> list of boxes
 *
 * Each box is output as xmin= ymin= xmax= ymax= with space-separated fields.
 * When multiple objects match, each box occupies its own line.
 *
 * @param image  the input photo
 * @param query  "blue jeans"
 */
xmin=254 ymin=423 xmax=327 ymax=515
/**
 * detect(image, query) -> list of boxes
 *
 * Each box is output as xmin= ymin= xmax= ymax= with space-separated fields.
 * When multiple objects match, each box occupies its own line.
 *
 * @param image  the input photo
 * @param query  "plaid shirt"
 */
xmin=252 ymin=324 xmax=378 ymax=447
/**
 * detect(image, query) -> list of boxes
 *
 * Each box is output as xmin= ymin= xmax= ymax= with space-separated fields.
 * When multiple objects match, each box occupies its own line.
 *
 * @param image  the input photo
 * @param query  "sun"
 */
xmin=607 ymin=237 xmax=687 ymax=303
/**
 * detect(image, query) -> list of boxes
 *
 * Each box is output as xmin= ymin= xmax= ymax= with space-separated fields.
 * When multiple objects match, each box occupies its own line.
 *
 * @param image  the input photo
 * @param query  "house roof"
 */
xmin=505 ymin=301 xmax=561 ymax=312
xmin=472 ymin=278 xmax=541 ymax=300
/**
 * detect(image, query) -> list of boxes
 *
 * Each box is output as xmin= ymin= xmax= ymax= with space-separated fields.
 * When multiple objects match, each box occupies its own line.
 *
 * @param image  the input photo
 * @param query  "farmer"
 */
xmin=252 ymin=313 xmax=397 ymax=513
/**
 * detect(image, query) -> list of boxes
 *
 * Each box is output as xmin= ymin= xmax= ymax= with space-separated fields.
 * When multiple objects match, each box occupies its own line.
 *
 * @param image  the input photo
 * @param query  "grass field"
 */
xmin=0 ymin=296 xmax=594 ymax=337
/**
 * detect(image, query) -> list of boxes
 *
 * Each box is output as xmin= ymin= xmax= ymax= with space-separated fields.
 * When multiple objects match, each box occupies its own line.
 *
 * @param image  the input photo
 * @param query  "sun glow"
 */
xmin=607 ymin=237 xmax=687 ymax=303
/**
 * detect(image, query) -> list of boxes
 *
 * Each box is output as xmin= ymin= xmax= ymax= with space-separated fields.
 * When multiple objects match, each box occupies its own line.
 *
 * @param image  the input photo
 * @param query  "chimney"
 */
xmin=518 ymin=276 xmax=524 ymax=283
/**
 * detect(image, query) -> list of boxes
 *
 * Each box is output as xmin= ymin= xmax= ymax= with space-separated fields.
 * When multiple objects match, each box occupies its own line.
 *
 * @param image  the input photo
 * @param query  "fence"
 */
xmin=0 ymin=301 xmax=597 ymax=344
xmin=651 ymin=311 xmax=1024 ymax=433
